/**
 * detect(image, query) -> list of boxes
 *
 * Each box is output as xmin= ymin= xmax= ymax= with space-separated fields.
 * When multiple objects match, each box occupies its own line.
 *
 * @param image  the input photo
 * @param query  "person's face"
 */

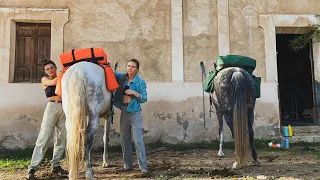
xmin=44 ymin=64 xmax=57 ymax=77
xmin=126 ymin=61 xmax=138 ymax=76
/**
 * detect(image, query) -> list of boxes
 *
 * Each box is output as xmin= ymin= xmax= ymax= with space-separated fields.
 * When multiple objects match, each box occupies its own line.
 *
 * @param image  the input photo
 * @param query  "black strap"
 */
xmin=91 ymin=47 xmax=98 ymax=64
xmin=71 ymin=49 xmax=76 ymax=62
xmin=209 ymin=95 xmax=212 ymax=117
xmin=63 ymin=57 xmax=104 ymax=67
xmin=110 ymin=92 xmax=114 ymax=124
xmin=64 ymin=48 xmax=104 ymax=67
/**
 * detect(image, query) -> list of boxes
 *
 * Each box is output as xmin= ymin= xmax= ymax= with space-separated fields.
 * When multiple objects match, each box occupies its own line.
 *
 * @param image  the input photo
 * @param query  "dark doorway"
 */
xmin=276 ymin=34 xmax=315 ymax=126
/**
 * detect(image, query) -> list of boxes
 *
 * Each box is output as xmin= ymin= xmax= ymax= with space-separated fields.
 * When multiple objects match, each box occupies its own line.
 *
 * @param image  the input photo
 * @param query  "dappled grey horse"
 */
xmin=61 ymin=61 xmax=113 ymax=180
xmin=211 ymin=67 xmax=259 ymax=169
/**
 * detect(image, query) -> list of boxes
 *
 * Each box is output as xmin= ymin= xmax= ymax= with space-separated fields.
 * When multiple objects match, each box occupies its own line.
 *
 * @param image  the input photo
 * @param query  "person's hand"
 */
xmin=124 ymin=89 xmax=137 ymax=96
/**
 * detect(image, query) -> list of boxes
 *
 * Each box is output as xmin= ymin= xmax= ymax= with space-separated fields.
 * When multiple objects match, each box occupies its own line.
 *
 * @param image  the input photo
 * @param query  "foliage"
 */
xmin=289 ymin=14 xmax=320 ymax=52
xmin=0 ymin=147 xmax=52 ymax=173
xmin=0 ymin=159 xmax=31 ymax=173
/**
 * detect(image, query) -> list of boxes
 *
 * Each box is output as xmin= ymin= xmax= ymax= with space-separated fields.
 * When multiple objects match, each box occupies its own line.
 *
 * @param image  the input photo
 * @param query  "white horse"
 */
xmin=61 ymin=61 xmax=114 ymax=179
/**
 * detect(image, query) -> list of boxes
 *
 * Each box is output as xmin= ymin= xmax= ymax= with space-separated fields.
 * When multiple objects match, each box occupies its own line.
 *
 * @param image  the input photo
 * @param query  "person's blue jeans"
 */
xmin=120 ymin=107 xmax=147 ymax=170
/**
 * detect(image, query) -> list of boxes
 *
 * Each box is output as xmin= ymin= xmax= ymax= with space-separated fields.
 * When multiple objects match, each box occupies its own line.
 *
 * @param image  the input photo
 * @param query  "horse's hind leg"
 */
xmin=85 ymin=115 xmax=100 ymax=180
xmin=224 ymin=111 xmax=236 ymax=156
xmin=248 ymin=108 xmax=259 ymax=165
xmin=224 ymin=111 xmax=234 ymax=138
xmin=216 ymin=109 xmax=225 ymax=157
xmin=102 ymin=114 xmax=111 ymax=168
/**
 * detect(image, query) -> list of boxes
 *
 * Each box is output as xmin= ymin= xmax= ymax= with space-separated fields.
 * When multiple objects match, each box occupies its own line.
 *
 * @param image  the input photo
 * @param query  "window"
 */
xmin=14 ymin=23 xmax=51 ymax=83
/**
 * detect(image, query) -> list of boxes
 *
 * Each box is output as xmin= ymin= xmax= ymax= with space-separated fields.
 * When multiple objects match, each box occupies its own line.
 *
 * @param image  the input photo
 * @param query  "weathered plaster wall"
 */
xmin=0 ymin=82 xmax=279 ymax=148
xmin=2 ymin=0 xmax=318 ymax=149
xmin=183 ymin=0 xmax=218 ymax=82
xmin=0 ymin=84 xmax=46 ymax=148
xmin=63 ymin=0 xmax=172 ymax=82
xmin=226 ymin=0 xmax=320 ymax=133
xmin=228 ymin=0 xmax=320 ymax=81
xmin=0 ymin=0 xmax=172 ymax=82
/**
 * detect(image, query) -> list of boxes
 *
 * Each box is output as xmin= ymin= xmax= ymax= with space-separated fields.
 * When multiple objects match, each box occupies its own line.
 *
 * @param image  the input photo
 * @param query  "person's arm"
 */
xmin=125 ymin=80 xmax=147 ymax=103
xmin=41 ymin=77 xmax=57 ymax=86
xmin=136 ymin=80 xmax=147 ymax=103
xmin=114 ymin=72 xmax=126 ymax=82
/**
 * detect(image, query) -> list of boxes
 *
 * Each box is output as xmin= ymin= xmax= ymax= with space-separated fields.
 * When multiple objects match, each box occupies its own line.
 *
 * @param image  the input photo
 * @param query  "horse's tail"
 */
xmin=231 ymin=71 xmax=249 ymax=165
xmin=66 ymin=69 xmax=87 ymax=180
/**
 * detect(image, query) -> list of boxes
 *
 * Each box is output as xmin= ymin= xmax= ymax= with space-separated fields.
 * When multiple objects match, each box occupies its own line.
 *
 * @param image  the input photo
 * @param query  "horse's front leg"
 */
xmin=102 ymin=114 xmax=111 ymax=168
xmin=216 ymin=110 xmax=225 ymax=157
xmin=85 ymin=115 xmax=100 ymax=180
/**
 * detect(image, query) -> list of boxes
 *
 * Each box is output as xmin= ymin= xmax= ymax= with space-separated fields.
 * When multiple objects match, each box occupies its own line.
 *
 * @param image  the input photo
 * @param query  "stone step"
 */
xmin=287 ymin=135 xmax=320 ymax=143
xmin=290 ymin=126 xmax=320 ymax=134
xmin=282 ymin=126 xmax=320 ymax=137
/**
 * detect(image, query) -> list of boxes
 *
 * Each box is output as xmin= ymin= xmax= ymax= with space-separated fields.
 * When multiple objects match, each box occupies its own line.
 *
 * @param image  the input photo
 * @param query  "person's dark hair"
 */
xmin=119 ymin=58 xmax=140 ymax=91
xmin=41 ymin=59 xmax=56 ymax=69
xmin=129 ymin=58 xmax=139 ymax=69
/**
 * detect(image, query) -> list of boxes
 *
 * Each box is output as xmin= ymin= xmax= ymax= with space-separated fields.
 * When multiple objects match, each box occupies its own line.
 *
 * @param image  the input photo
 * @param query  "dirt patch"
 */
xmin=1 ymin=144 xmax=320 ymax=180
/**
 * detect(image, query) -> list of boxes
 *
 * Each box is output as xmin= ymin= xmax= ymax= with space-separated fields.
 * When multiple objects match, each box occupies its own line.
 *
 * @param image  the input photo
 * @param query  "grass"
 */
xmin=2 ymin=140 xmax=320 ymax=172
xmin=0 ymin=159 xmax=31 ymax=172
xmin=0 ymin=147 xmax=53 ymax=173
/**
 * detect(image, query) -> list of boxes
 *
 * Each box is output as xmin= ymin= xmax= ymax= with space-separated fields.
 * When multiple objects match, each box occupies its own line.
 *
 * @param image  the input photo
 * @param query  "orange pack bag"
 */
xmin=102 ymin=65 xmax=119 ymax=91
xmin=60 ymin=47 xmax=107 ymax=71
xmin=56 ymin=48 xmax=119 ymax=96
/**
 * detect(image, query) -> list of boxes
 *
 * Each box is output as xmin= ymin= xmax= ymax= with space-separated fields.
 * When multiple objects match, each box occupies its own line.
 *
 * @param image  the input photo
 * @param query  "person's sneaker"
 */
xmin=141 ymin=169 xmax=148 ymax=176
xmin=51 ymin=166 xmax=68 ymax=176
xmin=27 ymin=168 xmax=35 ymax=180
xmin=124 ymin=167 xmax=133 ymax=171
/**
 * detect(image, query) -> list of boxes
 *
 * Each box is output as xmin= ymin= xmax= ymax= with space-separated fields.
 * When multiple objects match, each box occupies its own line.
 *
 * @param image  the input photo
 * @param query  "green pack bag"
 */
xmin=203 ymin=70 xmax=217 ymax=93
xmin=203 ymin=55 xmax=261 ymax=98
xmin=253 ymin=76 xmax=261 ymax=98
xmin=216 ymin=55 xmax=256 ymax=75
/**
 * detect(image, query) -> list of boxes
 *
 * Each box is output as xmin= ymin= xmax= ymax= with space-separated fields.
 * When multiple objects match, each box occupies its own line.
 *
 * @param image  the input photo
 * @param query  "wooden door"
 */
xmin=14 ymin=23 xmax=51 ymax=83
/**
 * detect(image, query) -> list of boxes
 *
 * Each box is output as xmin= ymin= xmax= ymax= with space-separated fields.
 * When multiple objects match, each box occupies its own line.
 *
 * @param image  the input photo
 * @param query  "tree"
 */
xmin=289 ymin=14 xmax=320 ymax=52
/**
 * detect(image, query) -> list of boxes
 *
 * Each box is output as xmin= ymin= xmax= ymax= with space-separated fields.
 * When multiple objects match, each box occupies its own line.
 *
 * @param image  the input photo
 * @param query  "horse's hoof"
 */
xmin=102 ymin=162 xmax=111 ymax=168
xmin=232 ymin=162 xmax=241 ymax=169
xmin=252 ymin=160 xmax=260 ymax=166
xmin=218 ymin=150 xmax=225 ymax=157
xmin=86 ymin=170 xmax=94 ymax=180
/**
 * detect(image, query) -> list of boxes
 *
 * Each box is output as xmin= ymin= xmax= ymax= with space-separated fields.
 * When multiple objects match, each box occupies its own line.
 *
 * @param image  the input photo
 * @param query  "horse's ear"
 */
xmin=114 ymin=62 xmax=118 ymax=71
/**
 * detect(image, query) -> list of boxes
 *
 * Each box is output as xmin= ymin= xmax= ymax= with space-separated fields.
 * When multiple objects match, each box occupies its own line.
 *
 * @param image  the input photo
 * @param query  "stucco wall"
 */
xmin=0 ymin=82 xmax=279 ymax=148
xmin=0 ymin=0 xmax=172 ymax=82
xmin=0 ymin=84 xmax=47 ymax=148
xmin=63 ymin=0 xmax=172 ymax=82
xmin=1 ymin=0 xmax=320 ymax=149
xmin=228 ymin=0 xmax=320 ymax=81
xmin=183 ymin=0 xmax=218 ymax=82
